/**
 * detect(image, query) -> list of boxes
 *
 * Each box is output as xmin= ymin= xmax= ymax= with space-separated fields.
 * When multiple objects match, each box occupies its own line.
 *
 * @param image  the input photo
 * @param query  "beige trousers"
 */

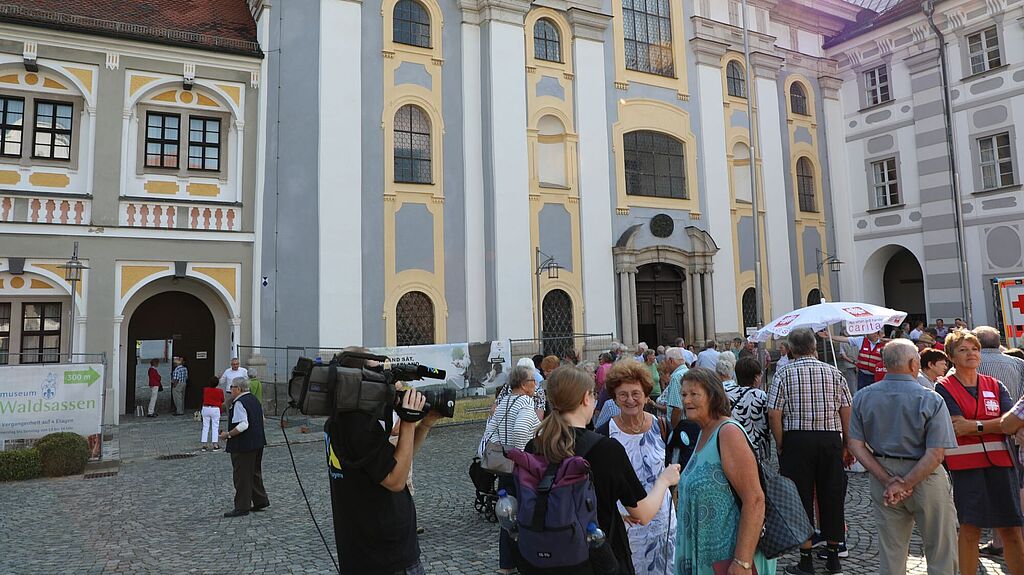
xmin=868 ymin=457 xmax=959 ymax=575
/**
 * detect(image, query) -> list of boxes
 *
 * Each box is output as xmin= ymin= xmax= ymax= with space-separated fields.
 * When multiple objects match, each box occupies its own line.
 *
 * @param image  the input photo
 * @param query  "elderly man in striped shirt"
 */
xmin=768 ymin=327 xmax=853 ymax=575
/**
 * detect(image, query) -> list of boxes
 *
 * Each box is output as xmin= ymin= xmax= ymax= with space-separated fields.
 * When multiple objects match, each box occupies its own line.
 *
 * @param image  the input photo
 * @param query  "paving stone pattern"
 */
xmin=0 ymin=419 xmax=1011 ymax=574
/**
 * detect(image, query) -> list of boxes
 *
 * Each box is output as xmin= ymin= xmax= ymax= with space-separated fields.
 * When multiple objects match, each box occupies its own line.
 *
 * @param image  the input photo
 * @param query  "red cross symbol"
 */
xmin=1013 ymin=294 xmax=1024 ymax=315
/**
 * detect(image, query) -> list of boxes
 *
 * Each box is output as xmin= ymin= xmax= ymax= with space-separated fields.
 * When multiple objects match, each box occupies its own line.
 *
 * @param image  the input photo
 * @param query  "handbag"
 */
xmin=480 ymin=394 xmax=525 ymax=475
xmin=720 ymin=421 xmax=815 ymax=559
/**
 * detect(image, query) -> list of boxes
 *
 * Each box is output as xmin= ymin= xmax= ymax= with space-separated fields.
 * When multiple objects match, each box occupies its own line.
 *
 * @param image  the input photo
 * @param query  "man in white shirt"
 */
xmin=219 ymin=358 xmax=249 ymax=402
xmin=908 ymin=321 xmax=925 ymax=342
xmin=695 ymin=341 xmax=721 ymax=370
xmin=674 ymin=337 xmax=697 ymax=367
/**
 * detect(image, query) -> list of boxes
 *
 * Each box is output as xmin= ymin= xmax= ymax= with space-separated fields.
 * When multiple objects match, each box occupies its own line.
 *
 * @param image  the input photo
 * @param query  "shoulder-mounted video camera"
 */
xmin=288 ymin=350 xmax=456 ymax=422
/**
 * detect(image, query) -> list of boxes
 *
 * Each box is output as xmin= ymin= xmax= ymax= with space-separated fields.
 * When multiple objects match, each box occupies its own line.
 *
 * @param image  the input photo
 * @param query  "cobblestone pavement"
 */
xmin=0 ymin=419 xmax=1011 ymax=574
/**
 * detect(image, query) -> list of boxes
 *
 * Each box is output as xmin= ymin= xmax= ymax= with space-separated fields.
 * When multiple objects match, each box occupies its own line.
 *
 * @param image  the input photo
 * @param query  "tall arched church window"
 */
xmin=731 ymin=142 xmax=752 ymax=202
xmin=542 ymin=289 xmax=574 ymax=358
xmin=396 ymin=291 xmax=435 ymax=346
xmin=796 ymin=157 xmax=816 ymax=212
xmin=534 ymin=19 xmax=561 ymax=62
xmin=790 ymin=82 xmax=809 ymax=116
xmin=807 ymin=288 xmax=822 ymax=307
xmin=726 ymin=61 xmax=746 ymax=98
xmin=393 ymin=0 xmax=431 ymax=48
xmin=394 ymin=104 xmax=432 ymax=184
xmin=624 ymin=130 xmax=687 ymax=199
xmin=742 ymin=288 xmax=757 ymax=333
xmin=623 ymin=0 xmax=674 ymax=77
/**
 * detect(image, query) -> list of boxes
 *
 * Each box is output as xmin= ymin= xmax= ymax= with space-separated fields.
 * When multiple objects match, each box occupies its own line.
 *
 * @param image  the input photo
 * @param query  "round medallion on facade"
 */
xmin=650 ymin=214 xmax=674 ymax=238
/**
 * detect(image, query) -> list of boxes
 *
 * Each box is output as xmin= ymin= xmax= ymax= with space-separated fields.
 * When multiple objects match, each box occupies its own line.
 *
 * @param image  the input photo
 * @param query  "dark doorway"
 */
xmin=807 ymin=289 xmax=822 ymax=307
xmin=883 ymin=248 xmax=926 ymax=325
xmin=636 ymin=263 xmax=686 ymax=347
xmin=126 ymin=291 xmax=216 ymax=413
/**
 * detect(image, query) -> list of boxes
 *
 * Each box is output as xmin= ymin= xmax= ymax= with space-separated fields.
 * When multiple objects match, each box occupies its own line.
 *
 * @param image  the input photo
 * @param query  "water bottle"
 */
xmin=495 ymin=489 xmax=519 ymax=540
xmin=586 ymin=521 xmax=606 ymax=548
xmin=314 ymin=356 xmax=323 ymax=365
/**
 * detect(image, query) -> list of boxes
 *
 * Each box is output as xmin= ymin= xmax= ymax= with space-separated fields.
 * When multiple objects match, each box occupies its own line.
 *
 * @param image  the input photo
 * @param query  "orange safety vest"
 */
xmin=855 ymin=338 xmax=884 ymax=374
xmin=938 ymin=374 xmax=1012 ymax=471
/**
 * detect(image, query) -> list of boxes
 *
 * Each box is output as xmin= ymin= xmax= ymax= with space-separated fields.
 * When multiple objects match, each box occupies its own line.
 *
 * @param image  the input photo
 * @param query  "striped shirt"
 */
xmin=482 ymin=393 xmax=540 ymax=451
xmin=767 ymin=356 xmax=852 ymax=433
xmin=979 ymin=349 xmax=1024 ymax=400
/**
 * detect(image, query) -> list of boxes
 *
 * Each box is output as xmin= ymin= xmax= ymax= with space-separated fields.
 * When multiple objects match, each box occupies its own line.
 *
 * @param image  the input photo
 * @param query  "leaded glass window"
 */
xmin=396 ymin=291 xmax=435 ymax=346
xmin=790 ymin=82 xmax=808 ymax=116
xmin=624 ymin=130 xmax=686 ymax=199
xmin=542 ymin=289 xmax=573 ymax=358
xmin=534 ymin=19 xmax=561 ymax=62
xmin=394 ymin=104 xmax=431 ymax=184
xmin=741 ymin=288 xmax=757 ymax=332
xmin=796 ymin=157 xmax=816 ymax=212
xmin=394 ymin=0 xmax=431 ymax=48
xmin=622 ymin=0 xmax=674 ymax=77
xmin=726 ymin=61 xmax=746 ymax=98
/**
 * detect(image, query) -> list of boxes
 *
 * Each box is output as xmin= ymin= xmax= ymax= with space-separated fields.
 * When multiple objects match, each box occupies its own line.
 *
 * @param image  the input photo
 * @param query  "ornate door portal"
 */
xmin=635 ymin=264 xmax=685 ymax=348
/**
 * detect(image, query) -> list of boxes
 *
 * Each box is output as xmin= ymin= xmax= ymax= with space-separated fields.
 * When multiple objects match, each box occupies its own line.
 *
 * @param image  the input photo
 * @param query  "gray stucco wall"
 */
xmin=361 ymin=2 xmax=386 ymax=346
xmin=262 ymin=0 xmax=322 ymax=348
xmin=441 ymin=0 xmax=468 ymax=343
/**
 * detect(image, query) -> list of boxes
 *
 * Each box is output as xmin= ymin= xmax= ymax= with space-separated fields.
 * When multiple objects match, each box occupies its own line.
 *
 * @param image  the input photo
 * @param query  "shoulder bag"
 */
xmin=480 ymin=394 xmax=526 ymax=475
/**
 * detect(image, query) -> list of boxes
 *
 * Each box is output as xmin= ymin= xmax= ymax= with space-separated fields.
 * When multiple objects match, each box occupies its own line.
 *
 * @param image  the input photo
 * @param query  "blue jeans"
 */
xmin=857 ymin=370 xmax=875 ymax=391
xmin=497 ymin=474 xmax=516 ymax=569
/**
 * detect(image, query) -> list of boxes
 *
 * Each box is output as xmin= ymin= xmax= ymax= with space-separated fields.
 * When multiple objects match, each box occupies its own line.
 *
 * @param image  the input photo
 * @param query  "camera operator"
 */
xmin=324 ymin=352 xmax=442 ymax=575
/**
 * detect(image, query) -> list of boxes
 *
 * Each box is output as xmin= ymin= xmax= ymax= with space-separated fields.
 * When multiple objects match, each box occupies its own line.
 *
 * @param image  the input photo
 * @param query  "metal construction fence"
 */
xmin=507 ymin=333 xmax=615 ymax=366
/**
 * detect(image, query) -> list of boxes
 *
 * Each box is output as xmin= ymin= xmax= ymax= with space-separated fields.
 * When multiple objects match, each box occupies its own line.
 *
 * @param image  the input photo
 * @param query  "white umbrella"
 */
xmin=748 ymin=301 xmax=907 ymax=343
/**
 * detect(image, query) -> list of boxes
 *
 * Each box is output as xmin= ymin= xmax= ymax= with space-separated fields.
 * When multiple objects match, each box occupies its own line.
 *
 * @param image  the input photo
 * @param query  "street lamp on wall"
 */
xmin=535 ymin=247 xmax=561 ymax=354
xmin=815 ymin=248 xmax=843 ymax=304
xmin=57 ymin=241 xmax=88 ymax=362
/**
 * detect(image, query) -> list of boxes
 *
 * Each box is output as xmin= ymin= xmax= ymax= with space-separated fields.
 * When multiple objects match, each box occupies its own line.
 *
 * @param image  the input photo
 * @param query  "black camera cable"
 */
xmin=281 ymin=405 xmax=341 ymax=574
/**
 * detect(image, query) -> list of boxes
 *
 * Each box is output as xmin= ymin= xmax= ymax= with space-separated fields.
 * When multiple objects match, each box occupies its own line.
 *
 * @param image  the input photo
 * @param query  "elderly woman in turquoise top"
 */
xmin=675 ymin=367 xmax=776 ymax=575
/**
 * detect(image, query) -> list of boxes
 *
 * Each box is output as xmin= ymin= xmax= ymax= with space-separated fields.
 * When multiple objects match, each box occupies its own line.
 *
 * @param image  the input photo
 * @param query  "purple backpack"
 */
xmin=507 ymin=431 xmax=603 ymax=571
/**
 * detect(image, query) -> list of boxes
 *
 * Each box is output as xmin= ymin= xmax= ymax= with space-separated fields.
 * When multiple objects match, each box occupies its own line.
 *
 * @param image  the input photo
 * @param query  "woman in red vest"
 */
xmin=936 ymin=329 xmax=1024 ymax=574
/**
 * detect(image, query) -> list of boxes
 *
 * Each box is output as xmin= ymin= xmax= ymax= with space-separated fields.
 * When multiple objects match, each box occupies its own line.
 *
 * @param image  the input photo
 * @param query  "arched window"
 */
xmin=394 ymin=104 xmax=431 ymax=184
xmin=796 ymin=157 xmax=816 ymax=212
xmin=741 ymin=288 xmax=757 ymax=332
xmin=396 ymin=291 xmax=435 ymax=346
xmin=807 ymin=288 xmax=823 ymax=307
xmin=623 ymin=0 xmax=674 ymax=76
xmin=726 ymin=61 xmax=746 ymax=98
xmin=393 ymin=0 xmax=431 ymax=48
xmin=790 ymin=82 xmax=809 ymax=116
xmin=534 ymin=19 xmax=561 ymax=62
xmin=542 ymin=289 xmax=574 ymax=357
xmin=623 ymin=130 xmax=687 ymax=199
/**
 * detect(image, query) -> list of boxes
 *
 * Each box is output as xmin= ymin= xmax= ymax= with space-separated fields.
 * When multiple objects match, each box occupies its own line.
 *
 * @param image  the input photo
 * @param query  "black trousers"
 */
xmin=779 ymin=430 xmax=847 ymax=542
xmin=230 ymin=448 xmax=269 ymax=512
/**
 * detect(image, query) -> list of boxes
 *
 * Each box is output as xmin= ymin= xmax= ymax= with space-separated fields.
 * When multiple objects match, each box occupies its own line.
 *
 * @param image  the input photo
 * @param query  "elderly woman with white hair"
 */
xmin=481 ymin=365 xmax=541 ymax=574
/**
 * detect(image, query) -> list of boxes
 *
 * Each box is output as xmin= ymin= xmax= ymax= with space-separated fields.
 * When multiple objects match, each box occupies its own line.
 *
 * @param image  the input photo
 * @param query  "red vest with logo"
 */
xmin=854 ymin=339 xmax=883 ymax=374
xmin=938 ymin=374 xmax=1012 ymax=471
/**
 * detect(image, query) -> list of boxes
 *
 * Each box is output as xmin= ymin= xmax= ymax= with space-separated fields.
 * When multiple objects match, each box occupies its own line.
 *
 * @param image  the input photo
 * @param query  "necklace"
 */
xmin=618 ymin=413 xmax=646 ymax=434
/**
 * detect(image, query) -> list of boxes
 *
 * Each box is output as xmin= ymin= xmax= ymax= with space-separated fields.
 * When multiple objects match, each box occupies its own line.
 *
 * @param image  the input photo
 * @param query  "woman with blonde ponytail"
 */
xmin=522 ymin=366 xmax=681 ymax=575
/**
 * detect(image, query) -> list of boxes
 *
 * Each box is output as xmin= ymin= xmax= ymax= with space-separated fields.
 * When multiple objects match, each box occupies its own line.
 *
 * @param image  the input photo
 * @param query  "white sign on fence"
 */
xmin=0 ymin=363 xmax=104 ymax=450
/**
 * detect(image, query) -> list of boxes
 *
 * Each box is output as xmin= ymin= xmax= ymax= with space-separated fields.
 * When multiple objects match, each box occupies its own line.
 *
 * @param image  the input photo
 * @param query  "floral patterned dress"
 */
xmin=610 ymin=417 xmax=676 ymax=575
xmin=675 ymin=420 xmax=777 ymax=575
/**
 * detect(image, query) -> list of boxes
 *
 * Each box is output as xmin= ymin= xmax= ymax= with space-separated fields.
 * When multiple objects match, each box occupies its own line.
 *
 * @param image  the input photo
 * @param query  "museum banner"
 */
xmin=0 ymin=363 xmax=104 ymax=451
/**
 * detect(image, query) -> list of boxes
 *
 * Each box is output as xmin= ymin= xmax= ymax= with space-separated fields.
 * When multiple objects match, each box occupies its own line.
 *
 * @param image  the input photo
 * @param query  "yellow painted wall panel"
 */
xmin=130 ymin=75 xmax=159 ymax=96
xmin=193 ymin=266 xmax=237 ymax=300
xmin=0 ymin=170 xmax=20 ymax=184
xmin=42 ymin=77 xmax=66 ymax=90
xmin=120 ymin=265 xmax=170 ymax=298
xmin=66 ymin=68 xmax=93 ymax=93
xmin=29 ymin=173 xmax=71 ymax=188
xmin=152 ymin=90 xmax=178 ymax=102
xmin=186 ymin=183 xmax=220 ymax=197
xmin=144 ymin=180 xmax=179 ymax=195
xmin=216 ymin=84 xmax=241 ymax=106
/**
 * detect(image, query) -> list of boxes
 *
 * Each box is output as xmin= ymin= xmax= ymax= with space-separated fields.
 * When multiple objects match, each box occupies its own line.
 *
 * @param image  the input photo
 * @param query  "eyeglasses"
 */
xmin=230 ymin=385 xmax=240 ymax=390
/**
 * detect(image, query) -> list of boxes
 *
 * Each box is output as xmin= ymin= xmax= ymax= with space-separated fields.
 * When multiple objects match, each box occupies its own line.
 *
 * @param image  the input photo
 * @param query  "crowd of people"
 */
xmin=479 ymin=321 xmax=1024 ymax=575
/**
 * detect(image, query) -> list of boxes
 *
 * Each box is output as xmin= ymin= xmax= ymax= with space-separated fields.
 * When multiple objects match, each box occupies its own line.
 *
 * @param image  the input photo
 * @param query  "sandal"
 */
xmin=979 ymin=542 xmax=1004 ymax=557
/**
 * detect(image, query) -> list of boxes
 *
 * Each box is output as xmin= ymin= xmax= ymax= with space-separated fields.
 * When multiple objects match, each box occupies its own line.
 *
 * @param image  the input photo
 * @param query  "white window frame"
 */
xmin=977 ymin=132 xmax=1015 ymax=190
xmin=863 ymin=65 xmax=891 ymax=107
xmin=870 ymin=157 xmax=900 ymax=208
xmin=967 ymin=26 xmax=1001 ymax=75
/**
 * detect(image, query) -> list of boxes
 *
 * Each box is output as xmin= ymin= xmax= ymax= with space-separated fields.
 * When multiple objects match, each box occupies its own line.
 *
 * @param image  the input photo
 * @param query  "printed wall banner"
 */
xmin=370 ymin=341 xmax=513 ymax=398
xmin=0 ymin=363 xmax=104 ymax=453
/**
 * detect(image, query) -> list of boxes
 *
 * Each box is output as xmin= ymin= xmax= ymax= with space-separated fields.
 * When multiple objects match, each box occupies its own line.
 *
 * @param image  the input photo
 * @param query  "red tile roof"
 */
xmin=0 ymin=0 xmax=262 ymax=57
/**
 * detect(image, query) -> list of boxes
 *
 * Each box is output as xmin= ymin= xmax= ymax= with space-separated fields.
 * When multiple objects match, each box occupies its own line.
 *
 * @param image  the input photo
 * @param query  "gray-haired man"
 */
xmin=220 ymin=377 xmax=269 ymax=517
xmin=848 ymin=339 xmax=958 ymax=574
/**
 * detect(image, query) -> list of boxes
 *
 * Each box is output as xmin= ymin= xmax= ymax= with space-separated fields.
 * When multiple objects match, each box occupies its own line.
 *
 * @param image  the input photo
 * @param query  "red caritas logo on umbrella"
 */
xmin=775 ymin=314 xmax=800 ymax=327
xmin=842 ymin=306 xmax=873 ymax=318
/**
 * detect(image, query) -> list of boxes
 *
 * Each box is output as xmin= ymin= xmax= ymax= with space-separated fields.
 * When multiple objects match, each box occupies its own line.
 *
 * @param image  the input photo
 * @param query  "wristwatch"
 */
xmin=976 ymin=421 xmax=984 ymax=433
xmin=733 ymin=557 xmax=752 ymax=570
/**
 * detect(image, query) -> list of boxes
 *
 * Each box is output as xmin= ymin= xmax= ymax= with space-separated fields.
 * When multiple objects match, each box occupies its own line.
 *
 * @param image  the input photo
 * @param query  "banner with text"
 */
xmin=370 ymin=341 xmax=512 ymax=398
xmin=0 ymin=363 xmax=104 ymax=450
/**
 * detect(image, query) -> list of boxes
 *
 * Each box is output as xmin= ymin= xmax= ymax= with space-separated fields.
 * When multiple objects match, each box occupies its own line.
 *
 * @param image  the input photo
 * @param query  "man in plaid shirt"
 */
xmin=171 ymin=356 xmax=188 ymax=416
xmin=768 ymin=327 xmax=853 ymax=575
